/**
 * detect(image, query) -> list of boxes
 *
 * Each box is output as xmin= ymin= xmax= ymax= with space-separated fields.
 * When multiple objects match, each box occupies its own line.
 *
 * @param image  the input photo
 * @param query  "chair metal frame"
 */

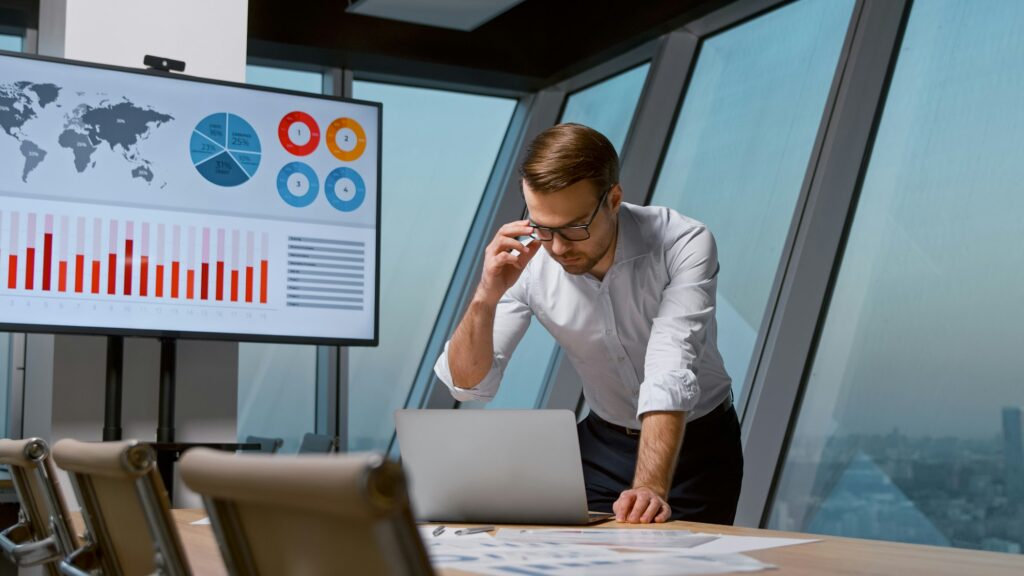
xmin=58 ymin=441 xmax=190 ymax=576
xmin=0 ymin=438 xmax=78 ymax=575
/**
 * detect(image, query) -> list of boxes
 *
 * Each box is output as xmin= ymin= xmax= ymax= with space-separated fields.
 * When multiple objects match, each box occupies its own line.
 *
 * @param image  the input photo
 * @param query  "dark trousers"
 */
xmin=577 ymin=405 xmax=744 ymax=524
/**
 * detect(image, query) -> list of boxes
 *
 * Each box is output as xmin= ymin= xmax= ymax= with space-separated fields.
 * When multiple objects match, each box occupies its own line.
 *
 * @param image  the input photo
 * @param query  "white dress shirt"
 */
xmin=434 ymin=202 xmax=732 ymax=429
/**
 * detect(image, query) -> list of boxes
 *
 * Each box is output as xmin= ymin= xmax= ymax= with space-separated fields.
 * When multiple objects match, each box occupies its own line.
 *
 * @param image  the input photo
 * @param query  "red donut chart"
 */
xmin=278 ymin=111 xmax=320 ymax=156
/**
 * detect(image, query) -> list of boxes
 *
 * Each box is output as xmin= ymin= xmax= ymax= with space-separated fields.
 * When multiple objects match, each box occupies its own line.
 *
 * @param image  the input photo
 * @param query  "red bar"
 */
xmin=200 ymin=262 xmax=209 ymax=300
xmin=75 ymin=255 xmax=84 ymax=292
xmin=91 ymin=260 xmax=100 ymax=293
xmin=58 ymin=261 xmax=67 ymax=292
xmin=25 ymin=247 xmax=35 ymax=290
xmin=42 ymin=233 xmax=53 ymax=291
xmin=155 ymin=264 xmax=164 ymax=298
xmin=231 ymin=270 xmax=239 ymax=302
xmin=245 ymin=266 xmax=254 ymax=303
xmin=186 ymin=269 xmax=195 ymax=299
xmin=140 ymin=256 xmax=149 ymax=296
xmin=123 ymin=239 xmax=133 ymax=295
xmin=216 ymin=261 xmax=225 ymax=301
xmin=171 ymin=262 xmax=180 ymax=298
xmin=7 ymin=255 xmax=16 ymax=289
xmin=107 ymin=253 xmax=116 ymax=295
xmin=260 ymin=260 xmax=268 ymax=304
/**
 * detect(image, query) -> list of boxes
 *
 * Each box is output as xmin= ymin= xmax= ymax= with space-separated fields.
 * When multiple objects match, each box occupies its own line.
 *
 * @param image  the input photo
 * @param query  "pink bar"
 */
xmin=43 ymin=215 xmax=53 ymax=291
xmin=216 ymin=228 xmax=225 ymax=301
xmin=7 ymin=212 xmax=18 ymax=290
xmin=107 ymin=220 xmax=118 ymax=295
xmin=124 ymin=221 xmax=134 ymax=295
xmin=58 ymin=216 xmax=69 ymax=292
xmin=156 ymin=223 xmax=165 ymax=298
xmin=140 ymin=222 xmax=150 ymax=297
xmin=26 ymin=213 xmax=36 ymax=290
xmin=201 ymin=227 xmax=210 ymax=300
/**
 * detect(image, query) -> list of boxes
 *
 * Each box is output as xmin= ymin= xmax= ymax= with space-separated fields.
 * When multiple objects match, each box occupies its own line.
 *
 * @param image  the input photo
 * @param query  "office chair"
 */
xmin=51 ymin=439 xmax=191 ymax=576
xmin=0 ymin=438 xmax=78 ymax=576
xmin=298 ymin=433 xmax=337 ymax=454
xmin=180 ymin=449 xmax=433 ymax=576
xmin=244 ymin=435 xmax=284 ymax=454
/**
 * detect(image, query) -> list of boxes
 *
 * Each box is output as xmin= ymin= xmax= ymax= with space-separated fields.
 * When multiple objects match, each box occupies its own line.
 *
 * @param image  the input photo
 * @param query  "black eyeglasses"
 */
xmin=523 ymin=186 xmax=612 ymax=242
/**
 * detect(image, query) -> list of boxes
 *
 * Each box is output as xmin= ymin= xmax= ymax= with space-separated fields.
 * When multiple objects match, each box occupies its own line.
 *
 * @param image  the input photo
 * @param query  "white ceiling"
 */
xmin=347 ymin=0 xmax=527 ymax=31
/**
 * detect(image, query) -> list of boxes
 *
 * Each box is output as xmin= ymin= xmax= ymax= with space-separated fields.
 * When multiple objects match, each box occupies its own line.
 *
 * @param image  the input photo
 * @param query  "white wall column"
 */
xmin=23 ymin=0 xmax=249 ymax=508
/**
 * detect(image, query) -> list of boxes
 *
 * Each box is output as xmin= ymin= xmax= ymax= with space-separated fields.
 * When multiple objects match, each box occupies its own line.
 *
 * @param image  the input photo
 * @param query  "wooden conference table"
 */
xmin=159 ymin=509 xmax=1024 ymax=575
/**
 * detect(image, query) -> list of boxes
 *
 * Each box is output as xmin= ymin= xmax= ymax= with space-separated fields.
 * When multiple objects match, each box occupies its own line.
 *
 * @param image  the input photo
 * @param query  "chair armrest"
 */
xmin=0 ymin=522 xmax=62 ymax=566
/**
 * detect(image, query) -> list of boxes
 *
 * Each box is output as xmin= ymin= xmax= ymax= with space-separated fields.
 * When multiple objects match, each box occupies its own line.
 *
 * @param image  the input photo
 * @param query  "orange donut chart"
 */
xmin=326 ymin=117 xmax=367 ymax=162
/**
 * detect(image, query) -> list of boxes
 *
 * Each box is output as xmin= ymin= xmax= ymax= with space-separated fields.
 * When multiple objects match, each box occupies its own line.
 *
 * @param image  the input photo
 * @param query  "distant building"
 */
xmin=1003 ymin=407 xmax=1023 ymax=498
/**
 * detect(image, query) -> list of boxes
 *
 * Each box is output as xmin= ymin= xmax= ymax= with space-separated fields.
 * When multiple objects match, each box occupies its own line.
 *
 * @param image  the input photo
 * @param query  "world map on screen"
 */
xmin=0 ymin=80 xmax=173 ymax=184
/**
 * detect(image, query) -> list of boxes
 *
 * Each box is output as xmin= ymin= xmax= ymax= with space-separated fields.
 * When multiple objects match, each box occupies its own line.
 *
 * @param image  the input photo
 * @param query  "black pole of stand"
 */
xmin=157 ymin=337 xmax=177 ymax=499
xmin=158 ymin=338 xmax=177 ymax=443
xmin=102 ymin=336 xmax=124 ymax=441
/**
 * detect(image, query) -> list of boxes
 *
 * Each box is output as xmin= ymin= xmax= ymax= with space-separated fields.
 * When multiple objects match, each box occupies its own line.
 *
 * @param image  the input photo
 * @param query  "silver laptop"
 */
xmin=395 ymin=409 xmax=613 ymax=525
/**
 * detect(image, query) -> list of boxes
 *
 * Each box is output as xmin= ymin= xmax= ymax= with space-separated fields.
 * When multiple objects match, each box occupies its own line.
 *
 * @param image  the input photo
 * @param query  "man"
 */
xmin=433 ymin=123 xmax=742 ymax=524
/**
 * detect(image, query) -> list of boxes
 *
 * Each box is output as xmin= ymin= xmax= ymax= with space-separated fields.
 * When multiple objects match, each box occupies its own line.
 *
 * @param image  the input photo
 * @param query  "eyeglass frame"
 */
xmin=521 ymin=184 xmax=614 ymax=242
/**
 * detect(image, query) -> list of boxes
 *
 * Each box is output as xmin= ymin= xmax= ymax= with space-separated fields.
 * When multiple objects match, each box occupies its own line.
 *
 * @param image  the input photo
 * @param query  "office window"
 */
xmin=348 ymin=81 xmax=516 ymax=450
xmin=246 ymin=64 xmax=323 ymax=94
xmin=649 ymin=0 xmax=853 ymax=405
xmin=485 ymin=63 xmax=650 ymax=410
xmin=236 ymin=65 xmax=326 ymax=452
xmin=768 ymin=0 xmax=1024 ymax=555
xmin=0 ymin=33 xmax=22 ymax=52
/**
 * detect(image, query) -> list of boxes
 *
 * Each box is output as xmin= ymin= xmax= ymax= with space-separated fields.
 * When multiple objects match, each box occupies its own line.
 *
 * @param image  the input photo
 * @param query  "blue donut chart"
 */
xmin=324 ymin=167 xmax=366 ymax=212
xmin=276 ymin=162 xmax=319 ymax=207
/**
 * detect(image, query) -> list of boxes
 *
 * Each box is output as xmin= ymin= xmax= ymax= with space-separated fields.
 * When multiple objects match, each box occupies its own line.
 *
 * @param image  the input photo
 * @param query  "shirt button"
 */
xmin=605 ymin=329 xmax=612 ymax=335
xmin=617 ymin=356 xmax=626 ymax=362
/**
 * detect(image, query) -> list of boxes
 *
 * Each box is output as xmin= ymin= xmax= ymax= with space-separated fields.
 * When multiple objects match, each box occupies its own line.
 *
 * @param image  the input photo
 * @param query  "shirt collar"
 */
xmin=612 ymin=203 xmax=651 ymax=266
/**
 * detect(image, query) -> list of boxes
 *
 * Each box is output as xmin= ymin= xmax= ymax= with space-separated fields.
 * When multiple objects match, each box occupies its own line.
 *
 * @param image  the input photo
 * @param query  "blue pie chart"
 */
xmin=324 ymin=167 xmax=366 ymax=212
xmin=190 ymin=113 xmax=261 ymax=187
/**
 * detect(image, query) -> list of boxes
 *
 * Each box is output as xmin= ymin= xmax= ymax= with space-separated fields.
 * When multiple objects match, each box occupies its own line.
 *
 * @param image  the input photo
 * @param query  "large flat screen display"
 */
xmin=0 ymin=51 xmax=380 ymax=345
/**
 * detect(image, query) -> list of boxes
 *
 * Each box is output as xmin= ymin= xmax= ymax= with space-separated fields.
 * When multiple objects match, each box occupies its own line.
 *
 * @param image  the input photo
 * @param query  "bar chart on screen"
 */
xmin=1 ymin=208 xmax=268 ymax=306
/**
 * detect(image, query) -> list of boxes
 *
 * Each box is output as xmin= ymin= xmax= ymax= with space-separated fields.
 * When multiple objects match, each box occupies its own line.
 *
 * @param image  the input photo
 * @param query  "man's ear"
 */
xmin=609 ymin=184 xmax=624 ymax=213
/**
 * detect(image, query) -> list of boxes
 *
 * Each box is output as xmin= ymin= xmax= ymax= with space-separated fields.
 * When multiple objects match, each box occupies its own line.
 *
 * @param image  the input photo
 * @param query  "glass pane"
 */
xmin=0 ymin=333 xmax=9 ymax=436
xmin=245 ymin=64 xmax=323 ymax=94
xmin=0 ymin=33 xmax=22 ymax=52
xmin=236 ymin=65 xmax=322 ymax=452
xmin=650 ymin=0 xmax=853 ymax=404
xmin=486 ymin=63 xmax=650 ymax=410
xmin=348 ymin=81 xmax=516 ymax=449
xmin=237 ymin=343 xmax=316 ymax=453
xmin=768 ymin=0 xmax=1024 ymax=555
xmin=1 ymin=33 xmax=20 ymax=446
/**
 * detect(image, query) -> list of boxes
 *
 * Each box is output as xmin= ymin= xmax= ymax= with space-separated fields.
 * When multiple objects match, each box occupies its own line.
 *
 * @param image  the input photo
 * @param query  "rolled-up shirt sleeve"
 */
xmin=434 ymin=272 xmax=533 ymax=403
xmin=638 ymin=225 xmax=719 ymax=417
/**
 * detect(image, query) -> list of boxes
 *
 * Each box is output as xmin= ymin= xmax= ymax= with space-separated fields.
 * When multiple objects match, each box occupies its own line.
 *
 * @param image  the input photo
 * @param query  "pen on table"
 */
xmin=455 ymin=525 xmax=495 ymax=536
xmin=432 ymin=525 xmax=446 ymax=537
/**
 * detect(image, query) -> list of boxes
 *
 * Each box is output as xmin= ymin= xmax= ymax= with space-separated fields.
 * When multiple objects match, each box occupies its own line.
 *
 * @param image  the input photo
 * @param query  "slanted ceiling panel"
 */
xmin=348 ymin=0 xmax=526 ymax=31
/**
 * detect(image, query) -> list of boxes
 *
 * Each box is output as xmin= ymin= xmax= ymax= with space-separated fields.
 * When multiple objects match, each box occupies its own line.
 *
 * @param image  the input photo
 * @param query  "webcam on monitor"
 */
xmin=144 ymin=54 xmax=186 ymax=73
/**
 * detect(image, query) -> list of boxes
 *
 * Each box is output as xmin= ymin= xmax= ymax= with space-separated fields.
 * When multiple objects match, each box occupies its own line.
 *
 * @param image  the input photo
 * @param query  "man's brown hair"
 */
xmin=519 ymin=123 xmax=619 ymax=197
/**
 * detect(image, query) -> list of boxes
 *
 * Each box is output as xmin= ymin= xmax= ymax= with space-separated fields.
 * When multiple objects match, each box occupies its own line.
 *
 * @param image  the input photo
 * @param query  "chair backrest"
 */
xmin=244 ymin=436 xmax=283 ymax=454
xmin=180 ymin=449 xmax=433 ymax=576
xmin=51 ymin=439 xmax=190 ymax=576
xmin=298 ymin=433 xmax=337 ymax=454
xmin=0 ymin=438 xmax=78 ymax=575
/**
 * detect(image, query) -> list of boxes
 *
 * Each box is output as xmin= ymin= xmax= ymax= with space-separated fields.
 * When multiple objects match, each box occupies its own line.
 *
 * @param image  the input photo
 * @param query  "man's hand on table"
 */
xmin=613 ymin=486 xmax=672 ymax=524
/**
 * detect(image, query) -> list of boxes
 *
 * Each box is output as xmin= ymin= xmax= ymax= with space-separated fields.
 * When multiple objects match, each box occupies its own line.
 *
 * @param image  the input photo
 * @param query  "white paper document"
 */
xmin=495 ymin=528 xmax=717 ymax=549
xmin=426 ymin=534 xmax=774 ymax=575
xmin=683 ymin=534 xmax=820 ymax=555
xmin=190 ymin=517 xmax=211 ymax=526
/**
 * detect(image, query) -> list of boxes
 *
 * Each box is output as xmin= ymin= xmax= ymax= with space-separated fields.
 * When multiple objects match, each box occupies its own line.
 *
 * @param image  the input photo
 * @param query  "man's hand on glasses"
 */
xmin=475 ymin=220 xmax=541 ymax=306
